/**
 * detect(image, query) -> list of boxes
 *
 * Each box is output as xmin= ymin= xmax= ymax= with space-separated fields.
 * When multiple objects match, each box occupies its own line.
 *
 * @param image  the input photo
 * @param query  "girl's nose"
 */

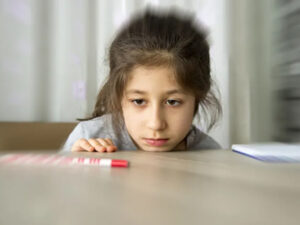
xmin=146 ymin=105 xmax=167 ymax=131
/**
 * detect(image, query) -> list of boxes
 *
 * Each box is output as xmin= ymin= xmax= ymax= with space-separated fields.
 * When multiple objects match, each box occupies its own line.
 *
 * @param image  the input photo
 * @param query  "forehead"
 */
xmin=125 ymin=66 xmax=181 ymax=90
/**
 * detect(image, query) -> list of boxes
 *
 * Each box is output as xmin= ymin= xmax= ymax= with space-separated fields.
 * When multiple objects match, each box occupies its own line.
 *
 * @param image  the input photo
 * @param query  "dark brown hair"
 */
xmin=86 ymin=9 xmax=222 ymax=136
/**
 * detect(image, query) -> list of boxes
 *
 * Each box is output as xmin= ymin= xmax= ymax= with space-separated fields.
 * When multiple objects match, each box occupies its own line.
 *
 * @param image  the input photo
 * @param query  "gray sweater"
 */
xmin=62 ymin=114 xmax=222 ymax=151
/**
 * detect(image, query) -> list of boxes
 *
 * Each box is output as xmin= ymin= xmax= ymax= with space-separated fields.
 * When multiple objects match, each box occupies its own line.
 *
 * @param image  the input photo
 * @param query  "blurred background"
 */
xmin=0 ymin=0 xmax=299 ymax=149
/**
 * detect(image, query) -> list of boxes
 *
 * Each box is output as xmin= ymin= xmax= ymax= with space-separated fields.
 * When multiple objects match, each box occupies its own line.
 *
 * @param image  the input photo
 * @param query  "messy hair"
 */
xmin=87 ymin=9 xmax=222 ymax=137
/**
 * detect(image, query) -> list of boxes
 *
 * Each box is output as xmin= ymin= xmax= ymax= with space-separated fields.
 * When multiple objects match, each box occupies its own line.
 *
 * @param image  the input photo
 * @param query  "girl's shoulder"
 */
xmin=71 ymin=114 xmax=114 ymax=139
xmin=78 ymin=114 xmax=112 ymax=128
xmin=82 ymin=114 xmax=112 ymax=122
xmin=187 ymin=125 xmax=222 ymax=150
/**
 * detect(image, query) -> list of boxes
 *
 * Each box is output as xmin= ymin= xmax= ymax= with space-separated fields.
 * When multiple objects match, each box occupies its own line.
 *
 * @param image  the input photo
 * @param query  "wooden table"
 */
xmin=1 ymin=149 xmax=300 ymax=225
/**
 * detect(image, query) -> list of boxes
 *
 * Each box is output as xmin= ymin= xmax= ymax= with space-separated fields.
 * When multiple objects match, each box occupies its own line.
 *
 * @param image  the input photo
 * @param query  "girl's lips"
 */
xmin=143 ymin=138 xmax=169 ymax=147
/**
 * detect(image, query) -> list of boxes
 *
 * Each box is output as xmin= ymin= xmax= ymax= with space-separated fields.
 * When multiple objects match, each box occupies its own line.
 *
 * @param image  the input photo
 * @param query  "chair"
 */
xmin=0 ymin=122 xmax=77 ymax=151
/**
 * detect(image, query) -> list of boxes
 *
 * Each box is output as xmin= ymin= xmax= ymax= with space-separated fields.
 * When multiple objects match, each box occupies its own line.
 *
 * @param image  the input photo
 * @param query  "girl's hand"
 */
xmin=71 ymin=138 xmax=117 ymax=153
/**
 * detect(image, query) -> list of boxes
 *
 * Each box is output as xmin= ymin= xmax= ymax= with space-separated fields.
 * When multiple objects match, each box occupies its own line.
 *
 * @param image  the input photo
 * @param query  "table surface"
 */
xmin=1 ymin=149 xmax=300 ymax=225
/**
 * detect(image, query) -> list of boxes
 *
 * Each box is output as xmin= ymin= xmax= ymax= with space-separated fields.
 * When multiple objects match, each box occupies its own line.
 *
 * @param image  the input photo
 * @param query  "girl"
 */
xmin=63 ymin=9 xmax=222 ymax=153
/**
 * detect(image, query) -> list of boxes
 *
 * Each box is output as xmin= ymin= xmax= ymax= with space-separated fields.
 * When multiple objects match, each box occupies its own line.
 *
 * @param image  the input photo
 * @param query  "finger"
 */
xmin=104 ymin=138 xmax=117 ymax=152
xmin=71 ymin=138 xmax=94 ymax=152
xmin=96 ymin=138 xmax=112 ymax=152
xmin=97 ymin=138 xmax=110 ymax=148
xmin=104 ymin=138 xmax=114 ymax=145
xmin=88 ymin=139 xmax=106 ymax=152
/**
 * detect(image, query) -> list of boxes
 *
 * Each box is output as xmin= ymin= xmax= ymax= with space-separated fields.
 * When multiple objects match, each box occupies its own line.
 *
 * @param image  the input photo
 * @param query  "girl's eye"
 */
xmin=131 ymin=99 xmax=146 ymax=106
xmin=166 ymin=99 xmax=181 ymax=106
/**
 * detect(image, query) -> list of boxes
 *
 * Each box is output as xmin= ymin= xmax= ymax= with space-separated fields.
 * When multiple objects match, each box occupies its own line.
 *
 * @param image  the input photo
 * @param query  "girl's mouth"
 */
xmin=143 ymin=138 xmax=169 ymax=147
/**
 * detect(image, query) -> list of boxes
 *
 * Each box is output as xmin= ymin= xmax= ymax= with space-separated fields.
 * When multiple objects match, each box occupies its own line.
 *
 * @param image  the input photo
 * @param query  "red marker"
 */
xmin=0 ymin=154 xmax=129 ymax=168
xmin=67 ymin=157 xmax=129 ymax=168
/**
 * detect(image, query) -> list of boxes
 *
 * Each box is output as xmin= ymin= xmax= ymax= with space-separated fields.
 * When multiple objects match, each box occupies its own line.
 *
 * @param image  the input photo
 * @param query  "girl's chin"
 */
xmin=141 ymin=147 xmax=173 ymax=152
xmin=137 ymin=144 xmax=174 ymax=152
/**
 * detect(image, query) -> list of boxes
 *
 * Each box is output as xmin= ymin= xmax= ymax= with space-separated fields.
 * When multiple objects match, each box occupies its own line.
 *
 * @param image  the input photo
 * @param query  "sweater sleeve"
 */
xmin=60 ymin=123 xmax=84 ymax=152
xmin=187 ymin=125 xmax=223 ymax=150
xmin=198 ymin=134 xmax=222 ymax=149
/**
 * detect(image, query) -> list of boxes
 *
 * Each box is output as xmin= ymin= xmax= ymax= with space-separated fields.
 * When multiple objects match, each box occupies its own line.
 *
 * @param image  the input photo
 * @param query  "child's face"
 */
xmin=121 ymin=66 xmax=196 ymax=151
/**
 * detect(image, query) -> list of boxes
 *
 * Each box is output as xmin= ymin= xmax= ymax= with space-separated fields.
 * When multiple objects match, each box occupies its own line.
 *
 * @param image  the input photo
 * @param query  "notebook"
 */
xmin=232 ymin=142 xmax=300 ymax=162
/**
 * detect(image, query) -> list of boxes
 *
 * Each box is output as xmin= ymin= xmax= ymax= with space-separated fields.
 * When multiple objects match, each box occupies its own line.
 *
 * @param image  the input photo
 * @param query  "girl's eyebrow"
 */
xmin=125 ymin=89 xmax=186 ymax=95
xmin=126 ymin=90 xmax=146 ymax=95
